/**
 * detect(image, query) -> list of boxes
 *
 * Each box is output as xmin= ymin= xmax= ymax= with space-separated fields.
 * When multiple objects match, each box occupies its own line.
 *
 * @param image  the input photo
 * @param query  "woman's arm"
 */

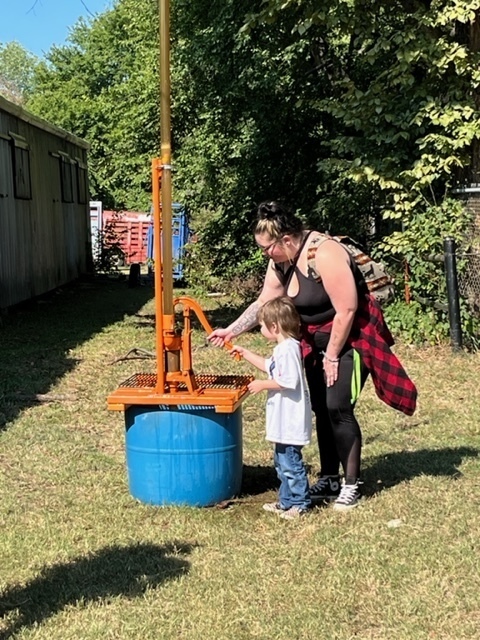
xmin=208 ymin=260 xmax=285 ymax=345
xmin=315 ymin=240 xmax=358 ymax=386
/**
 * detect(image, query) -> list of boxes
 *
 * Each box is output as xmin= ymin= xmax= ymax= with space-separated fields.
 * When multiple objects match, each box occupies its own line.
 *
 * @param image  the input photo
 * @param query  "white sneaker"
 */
xmin=332 ymin=481 xmax=363 ymax=511
xmin=263 ymin=502 xmax=284 ymax=514
xmin=279 ymin=506 xmax=308 ymax=520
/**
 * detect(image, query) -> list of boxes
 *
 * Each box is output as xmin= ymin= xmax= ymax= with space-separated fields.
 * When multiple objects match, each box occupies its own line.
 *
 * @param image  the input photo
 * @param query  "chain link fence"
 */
xmin=458 ymin=251 xmax=480 ymax=313
xmin=457 ymin=217 xmax=480 ymax=314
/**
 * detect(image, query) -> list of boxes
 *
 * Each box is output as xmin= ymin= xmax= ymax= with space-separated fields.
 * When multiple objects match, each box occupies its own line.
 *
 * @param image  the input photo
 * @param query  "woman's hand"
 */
xmin=323 ymin=357 xmax=339 ymax=387
xmin=208 ymin=327 xmax=234 ymax=347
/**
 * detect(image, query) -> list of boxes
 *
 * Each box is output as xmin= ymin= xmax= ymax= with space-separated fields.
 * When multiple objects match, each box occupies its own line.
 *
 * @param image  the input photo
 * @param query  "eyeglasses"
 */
xmin=256 ymin=238 xmax=281 ymax=254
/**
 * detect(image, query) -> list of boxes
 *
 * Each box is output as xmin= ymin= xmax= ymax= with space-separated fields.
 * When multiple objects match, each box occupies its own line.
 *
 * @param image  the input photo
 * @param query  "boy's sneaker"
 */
xmin=279 ymin=506 xmax=308 ymax=520
xmin=309 ymin=475 xmax=341 ymax=503
xmin=263 ymin=502 xmax=285 ymax=514
xmin=332 ymin=481 xmax=363 ymax=511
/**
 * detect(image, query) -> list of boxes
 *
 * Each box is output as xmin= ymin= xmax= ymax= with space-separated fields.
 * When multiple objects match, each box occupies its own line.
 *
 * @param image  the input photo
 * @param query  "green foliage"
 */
xmin=0 ymin=41 xmax=40 ymax=104
xmin=27 ymin=1 xmax=159 ymax=210
xmin=171 ymin=0 xmax=327 ymax=280
xmin=384 ymin=300 xmax=449 ymax=345
xmin=378 ymin=198 xmax=479 ymax=346
xmin=21 ymin=0 xmax=480 ymax=344
xmin=93 ymin=219 xmax=127 ymax=275
xmin=246 ymin=0 xmax=480 ymax=342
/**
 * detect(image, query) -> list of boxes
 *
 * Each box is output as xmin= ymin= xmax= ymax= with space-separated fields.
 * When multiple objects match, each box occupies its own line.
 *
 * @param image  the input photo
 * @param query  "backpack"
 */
xmin=307 ymin=233 xmax=395 ymax=305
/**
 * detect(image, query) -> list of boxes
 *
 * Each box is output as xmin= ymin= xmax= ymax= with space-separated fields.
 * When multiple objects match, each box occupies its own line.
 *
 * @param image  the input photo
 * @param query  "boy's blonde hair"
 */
xmin=258 ymin=297 xmax=301 ymax=339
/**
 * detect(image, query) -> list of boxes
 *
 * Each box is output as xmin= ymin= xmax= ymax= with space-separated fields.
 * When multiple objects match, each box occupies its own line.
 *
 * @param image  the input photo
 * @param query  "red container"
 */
xmin=103 ymin=210 xmax=152 ymax=264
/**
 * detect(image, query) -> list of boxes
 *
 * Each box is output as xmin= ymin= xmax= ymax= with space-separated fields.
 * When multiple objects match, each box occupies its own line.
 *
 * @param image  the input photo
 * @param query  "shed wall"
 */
xmin=0 ymin=99 xmax=91 ymax=309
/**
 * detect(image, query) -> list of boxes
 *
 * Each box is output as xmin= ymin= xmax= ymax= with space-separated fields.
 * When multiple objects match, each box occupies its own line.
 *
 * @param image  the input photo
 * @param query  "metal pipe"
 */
xmin=159 ymin=0 xmax=173 ymax=311
xmin=159 ymin=0 xmax=180 ymax=373
xmin=152 ymin=158 xmax=165 ymax=392
xmin=444 ymin=237 xmax=463 ymax=351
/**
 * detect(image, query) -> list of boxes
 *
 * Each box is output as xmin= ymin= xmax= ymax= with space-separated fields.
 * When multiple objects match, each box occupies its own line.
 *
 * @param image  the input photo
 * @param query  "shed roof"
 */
xmin=0 ymin=94 xmax=90 ymax=150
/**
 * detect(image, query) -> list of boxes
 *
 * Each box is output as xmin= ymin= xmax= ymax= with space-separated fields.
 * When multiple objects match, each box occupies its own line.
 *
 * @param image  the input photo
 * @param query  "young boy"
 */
xmin=230 ymin=297 xmax=312 ymax=519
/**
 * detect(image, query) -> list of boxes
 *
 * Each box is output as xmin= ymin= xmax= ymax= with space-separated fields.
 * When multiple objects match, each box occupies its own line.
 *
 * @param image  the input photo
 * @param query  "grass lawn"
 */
xmin=1 ymin=278 xmax=479 ymax=639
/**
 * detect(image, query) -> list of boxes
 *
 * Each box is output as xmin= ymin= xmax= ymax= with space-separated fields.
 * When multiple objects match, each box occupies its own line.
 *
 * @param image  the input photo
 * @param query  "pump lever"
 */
xmin=174 ymin=296 xmax=242 ymax=361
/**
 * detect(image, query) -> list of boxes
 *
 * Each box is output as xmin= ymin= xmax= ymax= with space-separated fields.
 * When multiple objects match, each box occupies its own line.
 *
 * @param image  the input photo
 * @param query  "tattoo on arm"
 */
xmin=230 ymin=302 xmax=261 ymax=336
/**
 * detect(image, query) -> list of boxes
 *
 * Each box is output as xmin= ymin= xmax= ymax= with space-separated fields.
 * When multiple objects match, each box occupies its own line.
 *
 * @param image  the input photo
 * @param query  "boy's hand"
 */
xmin=229 ymin=344 xmax=245 ymax=358
xmin=248 ymin=379 xmax=266 ymax=395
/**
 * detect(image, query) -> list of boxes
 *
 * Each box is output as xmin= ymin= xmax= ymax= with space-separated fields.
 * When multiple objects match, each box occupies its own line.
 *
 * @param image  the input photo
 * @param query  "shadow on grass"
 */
xmin=0 ymin=541 xmax=195 ymax=639
xmin=0 ymin=278 xmax=153 ymax=433
xmin=239 ymin=447 xmax=479 ymax=500
xmin=240 ymin=464 xmax=279 ymax=497
xmin=363 ymin=446 xmax=479 ymax=496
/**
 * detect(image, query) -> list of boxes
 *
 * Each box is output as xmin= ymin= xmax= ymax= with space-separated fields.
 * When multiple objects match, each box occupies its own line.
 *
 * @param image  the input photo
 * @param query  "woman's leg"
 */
xmin=304 ymin=351 xmax=341 ymax=477
xmin=305 ymin=335 xmax=368 ymax=483
xmin=325 ymin=346 xmax=368 ymax=481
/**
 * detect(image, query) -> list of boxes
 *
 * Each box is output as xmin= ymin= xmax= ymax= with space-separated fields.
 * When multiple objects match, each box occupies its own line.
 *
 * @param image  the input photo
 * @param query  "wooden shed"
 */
xmin=0 ymin=95 xmax=91 ymax=309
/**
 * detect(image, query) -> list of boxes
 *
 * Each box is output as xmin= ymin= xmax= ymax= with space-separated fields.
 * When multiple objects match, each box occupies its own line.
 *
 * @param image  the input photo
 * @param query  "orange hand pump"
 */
xmin=107 ymin=0 xmax=250 ymax=415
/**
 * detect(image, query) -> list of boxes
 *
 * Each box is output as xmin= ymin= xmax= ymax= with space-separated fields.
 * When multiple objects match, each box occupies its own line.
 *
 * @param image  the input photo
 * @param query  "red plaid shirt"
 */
xmin=301 ymin=295 xmax=417 ymax=416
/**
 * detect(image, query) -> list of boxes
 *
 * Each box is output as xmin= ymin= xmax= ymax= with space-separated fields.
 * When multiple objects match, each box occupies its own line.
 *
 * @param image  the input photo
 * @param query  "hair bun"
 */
xmin=258 ymin=201 xmax=279 ymax=220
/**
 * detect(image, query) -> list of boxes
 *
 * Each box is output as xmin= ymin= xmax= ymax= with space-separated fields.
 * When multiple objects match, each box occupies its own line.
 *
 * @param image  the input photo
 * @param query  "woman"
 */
xmin=209 ymin=201 xmax=416 ymax=511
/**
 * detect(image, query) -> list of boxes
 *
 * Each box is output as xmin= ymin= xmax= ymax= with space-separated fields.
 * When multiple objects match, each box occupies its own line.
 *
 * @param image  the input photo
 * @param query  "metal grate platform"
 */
xmin=119 ymin=372 xmax=253 ymax=391
xmin=108 ymin=372 xmax=253 ymax=414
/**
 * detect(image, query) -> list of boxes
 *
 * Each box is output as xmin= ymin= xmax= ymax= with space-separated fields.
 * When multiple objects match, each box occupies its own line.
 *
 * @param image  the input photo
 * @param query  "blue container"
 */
xmin=125 ymin=405 xmax=243 ymax=506
xmin=146 ymin=203 xmax=190 ymax=281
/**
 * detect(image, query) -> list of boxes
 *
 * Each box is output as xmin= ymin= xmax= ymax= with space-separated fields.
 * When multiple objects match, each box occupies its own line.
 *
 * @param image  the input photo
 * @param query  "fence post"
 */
xmin=443 ymin=237 xmax=462 ymax=351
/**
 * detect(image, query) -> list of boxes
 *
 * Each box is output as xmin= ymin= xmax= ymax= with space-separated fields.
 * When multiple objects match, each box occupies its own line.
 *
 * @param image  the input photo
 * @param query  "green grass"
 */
xmin=1 ymin=279 xmax=479 ymax=639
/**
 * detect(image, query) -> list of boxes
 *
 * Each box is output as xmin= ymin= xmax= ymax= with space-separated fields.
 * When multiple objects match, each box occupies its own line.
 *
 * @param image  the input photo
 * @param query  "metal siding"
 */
xmin=0 ymin=103 xmax=90 ymax=309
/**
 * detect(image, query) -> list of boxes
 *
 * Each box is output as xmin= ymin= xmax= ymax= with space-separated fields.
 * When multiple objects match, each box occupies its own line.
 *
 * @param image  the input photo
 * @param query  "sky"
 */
xmin=0 ymin=0 xmax=113 ymax=58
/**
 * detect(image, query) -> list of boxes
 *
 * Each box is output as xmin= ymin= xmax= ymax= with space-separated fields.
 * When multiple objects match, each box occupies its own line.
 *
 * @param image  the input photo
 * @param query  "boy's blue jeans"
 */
xmin=274 ymin=443 xmax=311 ymax=511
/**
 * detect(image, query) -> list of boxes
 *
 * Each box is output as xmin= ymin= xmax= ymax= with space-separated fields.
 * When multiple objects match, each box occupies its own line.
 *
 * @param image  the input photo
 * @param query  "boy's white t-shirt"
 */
xmin=264 ymin=337 xmax=312 ymax=446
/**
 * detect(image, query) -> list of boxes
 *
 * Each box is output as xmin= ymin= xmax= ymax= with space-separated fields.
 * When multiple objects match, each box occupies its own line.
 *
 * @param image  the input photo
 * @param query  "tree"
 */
xmin=0 ymin=41 xmax=39 ymax=104
xmin=24 ymin=0 xmax=480 ymax=342
xmin=27 ymin=0 xmax=159 ymax=210
xmin=245 ymin=1 xmax=480 ymax=225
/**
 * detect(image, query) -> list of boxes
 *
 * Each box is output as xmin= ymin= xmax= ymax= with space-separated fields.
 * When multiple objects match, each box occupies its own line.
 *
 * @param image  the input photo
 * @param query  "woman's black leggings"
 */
xmin=304 ymin=331 xmax=369 ymax=481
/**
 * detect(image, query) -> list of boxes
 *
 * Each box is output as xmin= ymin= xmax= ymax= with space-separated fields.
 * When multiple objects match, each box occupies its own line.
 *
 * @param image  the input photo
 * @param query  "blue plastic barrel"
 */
xmin=124 ymin=405 xmax=243 ymax=506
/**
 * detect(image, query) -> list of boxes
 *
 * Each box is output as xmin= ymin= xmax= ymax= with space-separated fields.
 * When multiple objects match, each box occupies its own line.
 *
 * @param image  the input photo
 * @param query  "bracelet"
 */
xmin=322 ymin=351 xmax=340 ymax=363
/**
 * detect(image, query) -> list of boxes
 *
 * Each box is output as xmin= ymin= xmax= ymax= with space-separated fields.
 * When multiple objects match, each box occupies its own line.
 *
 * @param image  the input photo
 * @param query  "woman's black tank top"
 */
xmin=274 ymin=235 xmax=366 ymax=325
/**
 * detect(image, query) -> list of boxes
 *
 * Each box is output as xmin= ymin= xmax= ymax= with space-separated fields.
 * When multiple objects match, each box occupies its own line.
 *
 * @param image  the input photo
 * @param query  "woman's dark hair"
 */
xmin=254 ymin=201 xmax=304 ymax=240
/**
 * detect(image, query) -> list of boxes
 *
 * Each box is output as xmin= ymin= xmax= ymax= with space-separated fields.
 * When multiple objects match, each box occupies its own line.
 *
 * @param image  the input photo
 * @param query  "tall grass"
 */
xmin=1 ymin=279 xmax=479 ymax=639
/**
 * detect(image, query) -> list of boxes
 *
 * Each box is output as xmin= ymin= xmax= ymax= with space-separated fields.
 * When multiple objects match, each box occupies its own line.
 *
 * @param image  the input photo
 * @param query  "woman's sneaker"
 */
xmin=309 ymin=475 xmax=341 ymax=503
xmin=332 ymin=481 xmax=363 ymax=511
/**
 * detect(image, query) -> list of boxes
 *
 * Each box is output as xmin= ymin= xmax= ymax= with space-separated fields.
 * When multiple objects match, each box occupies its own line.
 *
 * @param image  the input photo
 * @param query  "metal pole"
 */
xmin=159 ymin=0 xmax=173 ymax=310
xmin=444 ymin=237 xmax=463 ymax=350
xmin=159 ymin=0 xmax=180 ymax=374
xmin=152 ymin=158 xmax=165 ymax=392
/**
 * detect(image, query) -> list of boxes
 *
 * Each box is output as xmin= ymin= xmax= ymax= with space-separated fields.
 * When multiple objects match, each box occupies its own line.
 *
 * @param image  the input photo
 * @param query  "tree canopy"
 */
xmin=0 ymin=41 xmax=39 ymax=104
xmin=19 ymin=0 xmax=480 ymax=340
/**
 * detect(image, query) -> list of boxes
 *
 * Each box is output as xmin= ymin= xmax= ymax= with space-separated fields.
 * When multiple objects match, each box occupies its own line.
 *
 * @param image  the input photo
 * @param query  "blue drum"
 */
xmin=124 ymin=405 xmax=243 ymax=506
